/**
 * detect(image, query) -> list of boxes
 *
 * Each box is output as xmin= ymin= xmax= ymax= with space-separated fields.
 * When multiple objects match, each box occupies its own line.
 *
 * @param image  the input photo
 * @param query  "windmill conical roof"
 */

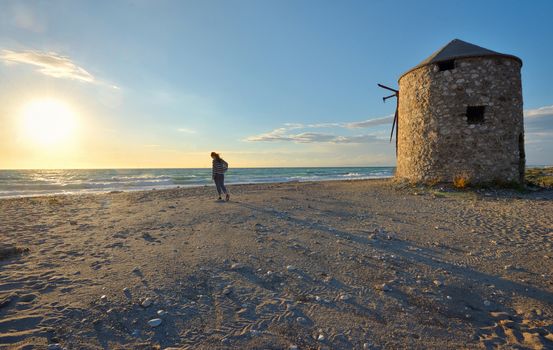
xmin=399 ymin=39 xmax=522 ymax=80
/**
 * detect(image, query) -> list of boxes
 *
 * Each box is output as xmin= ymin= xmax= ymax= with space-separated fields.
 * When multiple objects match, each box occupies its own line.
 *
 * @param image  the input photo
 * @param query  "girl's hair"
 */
xmin=211 ymin=152 xmax=221 ymax=160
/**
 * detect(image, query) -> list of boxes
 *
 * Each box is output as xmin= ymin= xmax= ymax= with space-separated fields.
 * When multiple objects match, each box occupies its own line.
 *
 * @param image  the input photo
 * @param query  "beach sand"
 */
xmin=1 ymin=179 xmax=552 ymax=349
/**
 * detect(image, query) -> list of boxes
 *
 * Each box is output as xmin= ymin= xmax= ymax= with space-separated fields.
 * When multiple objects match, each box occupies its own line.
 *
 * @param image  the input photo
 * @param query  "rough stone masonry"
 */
xmin=395 ymin=42 xmax=524 ymax=185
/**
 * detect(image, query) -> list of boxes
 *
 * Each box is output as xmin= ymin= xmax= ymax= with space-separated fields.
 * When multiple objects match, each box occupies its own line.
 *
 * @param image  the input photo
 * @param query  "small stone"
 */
xmin=47 ymin=344 xmax=62 ymax=350
xmin=490 ymin=311 xmax=510 ymax=320
xmin=157 ymin=309 xmax=167 ymax=316
xmin=286 ymin=265 xmax=296 ymax=271
xmin=231 ymin=263 xmax=245 ymax=270
xmin=433 ymin=280 xmax=443 ymax=287
xmin=147 ymin=318 xmax=162 ymax=327
xmin=377 ymin=283 xmax=391 ymax=292
xmin=317 ymin=334 xmax=325 ymax=341
xmin=289 ymin=345 xmax=299 ymax=350
xmin=100 ymin=295 xmax=107 ymax=301
xmin=131 ymin=329 xmax=140 ymax=337
xmin=296 ymin=317 xmax=307 ymax=324
xmin=140 ymin=297 xmax=153 ymax=308
xmin=339 ymin=294 xmax=352 ymax=301
xmin=483 ymin=300 xmax=491 ymax=307
xmin=132 ymin=266 xmax=140 ymax=273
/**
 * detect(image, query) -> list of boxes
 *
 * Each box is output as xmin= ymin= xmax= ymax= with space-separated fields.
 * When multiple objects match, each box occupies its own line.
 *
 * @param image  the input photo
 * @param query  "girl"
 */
xmin=211 ymin=152 xmax=229 ymax=201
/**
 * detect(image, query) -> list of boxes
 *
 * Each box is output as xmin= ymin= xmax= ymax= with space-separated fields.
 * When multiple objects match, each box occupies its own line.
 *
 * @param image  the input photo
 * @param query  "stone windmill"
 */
xmin=382 ymin=39 xmax=525 ymax=185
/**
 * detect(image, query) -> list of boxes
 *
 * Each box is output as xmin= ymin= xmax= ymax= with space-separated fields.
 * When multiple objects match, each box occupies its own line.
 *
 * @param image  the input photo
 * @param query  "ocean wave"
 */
xmin=340 ymin=172 xmax=362 ymax=177
xmin=0 ymin=167 xmax=395 ymax=198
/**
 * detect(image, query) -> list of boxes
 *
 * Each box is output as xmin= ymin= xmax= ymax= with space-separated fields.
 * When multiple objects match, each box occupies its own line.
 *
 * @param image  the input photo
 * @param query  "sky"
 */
xmin=0 ymin=0 xmax=552 ymax=169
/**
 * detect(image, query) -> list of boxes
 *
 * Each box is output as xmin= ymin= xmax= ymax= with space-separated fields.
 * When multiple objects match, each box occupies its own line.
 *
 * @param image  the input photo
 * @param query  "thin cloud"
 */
xmin=245 ymin=114 xmax=392 ymax=144
xmin=524 ymin=105 xmax=553 ymax=118
xmin=177 ymin=128 xmax=197 ymax=134
xmin=245 ymin=129 xmax=379 ymax=144
xmin=345 ymin=115 xmax=394 ymax=128
xmin=1 ymin=49 xmax=95 ymax=83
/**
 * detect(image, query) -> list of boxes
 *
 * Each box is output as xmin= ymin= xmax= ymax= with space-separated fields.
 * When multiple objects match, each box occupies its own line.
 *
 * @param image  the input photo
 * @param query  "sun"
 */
xmin=20 ymin=99 xmax=78 ymax=147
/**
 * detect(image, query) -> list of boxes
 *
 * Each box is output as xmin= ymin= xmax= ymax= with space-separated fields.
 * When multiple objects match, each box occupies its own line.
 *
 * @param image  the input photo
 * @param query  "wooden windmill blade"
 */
xmin=378 ymin=84 xmax=399 ymax=155
xmin=390 ymin=107 xmax=398 ymax=142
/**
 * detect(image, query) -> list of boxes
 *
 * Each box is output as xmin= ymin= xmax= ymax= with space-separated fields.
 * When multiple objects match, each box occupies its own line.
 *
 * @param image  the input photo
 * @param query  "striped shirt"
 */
xmin=212 ymin=159 xmax=228 ymax=176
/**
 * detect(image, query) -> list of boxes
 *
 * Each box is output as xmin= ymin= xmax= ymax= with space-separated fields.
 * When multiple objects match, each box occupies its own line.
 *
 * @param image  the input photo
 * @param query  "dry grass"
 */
xmin=453 ymin=173 xmax=471 ymax=189
xmin=424 ymin=177 xmax=441 ymax=187
xmin=526 ymin=167 xmax=553 ymax=188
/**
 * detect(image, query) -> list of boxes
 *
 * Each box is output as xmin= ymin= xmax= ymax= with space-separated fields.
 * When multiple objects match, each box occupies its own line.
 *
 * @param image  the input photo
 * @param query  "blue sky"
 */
xmin=0 ymin=0 xmax=552 ymax=168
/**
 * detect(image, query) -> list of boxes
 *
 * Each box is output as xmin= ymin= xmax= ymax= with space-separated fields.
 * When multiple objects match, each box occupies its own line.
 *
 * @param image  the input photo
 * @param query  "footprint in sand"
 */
xmin=477 ymin=310 xmax=553 ymax=349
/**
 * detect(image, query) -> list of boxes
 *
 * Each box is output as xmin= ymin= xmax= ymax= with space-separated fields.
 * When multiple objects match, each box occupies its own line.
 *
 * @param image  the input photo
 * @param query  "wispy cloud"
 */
xmin=177 ymin=128 xmax=197 ymax=134
xmin=245 ymin=114 xmax=392 ymax=144
xmin=345 ymin=115 xmax=394 ymax=128
xmin=524 ymin=105 xmax=553 ymax=118
xmin=1 ymin=49 xmax=95 ymax=83
xmin=245 ymin=130 xmax=378 ymax=144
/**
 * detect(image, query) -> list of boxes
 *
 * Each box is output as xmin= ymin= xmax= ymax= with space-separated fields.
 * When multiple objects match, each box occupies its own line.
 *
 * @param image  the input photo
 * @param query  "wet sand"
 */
xmin=1 ymin=179 xmax=552 ymax=349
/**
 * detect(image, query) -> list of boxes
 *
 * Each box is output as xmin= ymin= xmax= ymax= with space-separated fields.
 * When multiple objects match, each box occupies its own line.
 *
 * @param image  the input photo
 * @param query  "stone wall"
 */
xmin=396 ymin=56 xmax=524 ymax=184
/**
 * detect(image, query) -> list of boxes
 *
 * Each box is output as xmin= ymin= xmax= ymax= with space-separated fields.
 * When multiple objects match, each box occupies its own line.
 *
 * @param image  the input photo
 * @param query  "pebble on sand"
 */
xmin=140 ymin=297 xmax=153 ymax=308
xmin=100 ymin=295 xmax=107 ymax=301
xmin=231 ymin=263 xmax=245 ymax=270
xmin=339 ymin=294 xmax=352 ymax=301
xmin=148 ymin=318 xmax=163 ymax=327
xmin=157 ymin=309 xmax=167 ymax=316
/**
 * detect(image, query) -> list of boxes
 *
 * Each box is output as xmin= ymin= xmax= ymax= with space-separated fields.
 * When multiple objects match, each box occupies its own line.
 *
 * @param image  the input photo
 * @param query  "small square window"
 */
xmin=437 ymin=60 xmax=455 ymax=71
xmin=466 ymin=106 xmax=485 ymax=124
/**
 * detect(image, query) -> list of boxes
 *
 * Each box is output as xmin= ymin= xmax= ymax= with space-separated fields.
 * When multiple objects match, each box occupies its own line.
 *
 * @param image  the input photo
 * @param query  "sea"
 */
xmin=0 ymin=167 xmax=395 ymax=198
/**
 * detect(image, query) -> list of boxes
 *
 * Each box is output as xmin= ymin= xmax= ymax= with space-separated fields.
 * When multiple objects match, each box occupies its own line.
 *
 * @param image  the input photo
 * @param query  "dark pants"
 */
xmin=214 ymin=174 xmax=227 ymax=195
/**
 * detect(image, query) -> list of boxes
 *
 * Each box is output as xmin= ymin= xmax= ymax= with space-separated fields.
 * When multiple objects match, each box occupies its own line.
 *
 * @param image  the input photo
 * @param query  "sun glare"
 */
xmin=20 ymin=99 xmax=77 ymax=147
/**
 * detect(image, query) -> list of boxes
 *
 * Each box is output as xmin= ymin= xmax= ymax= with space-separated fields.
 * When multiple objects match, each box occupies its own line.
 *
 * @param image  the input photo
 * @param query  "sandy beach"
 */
xmin=1 ymin=179 xmax=553 ymax=349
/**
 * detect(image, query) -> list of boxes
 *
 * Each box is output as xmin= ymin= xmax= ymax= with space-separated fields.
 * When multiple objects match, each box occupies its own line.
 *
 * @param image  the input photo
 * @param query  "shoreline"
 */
xmin=0 ymin=176 xmax=393 ymax=200
xmin=1 ymin=179 xmax=552 ymax=349
xmin=1 ymin=165 xmax=551 ymax=200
